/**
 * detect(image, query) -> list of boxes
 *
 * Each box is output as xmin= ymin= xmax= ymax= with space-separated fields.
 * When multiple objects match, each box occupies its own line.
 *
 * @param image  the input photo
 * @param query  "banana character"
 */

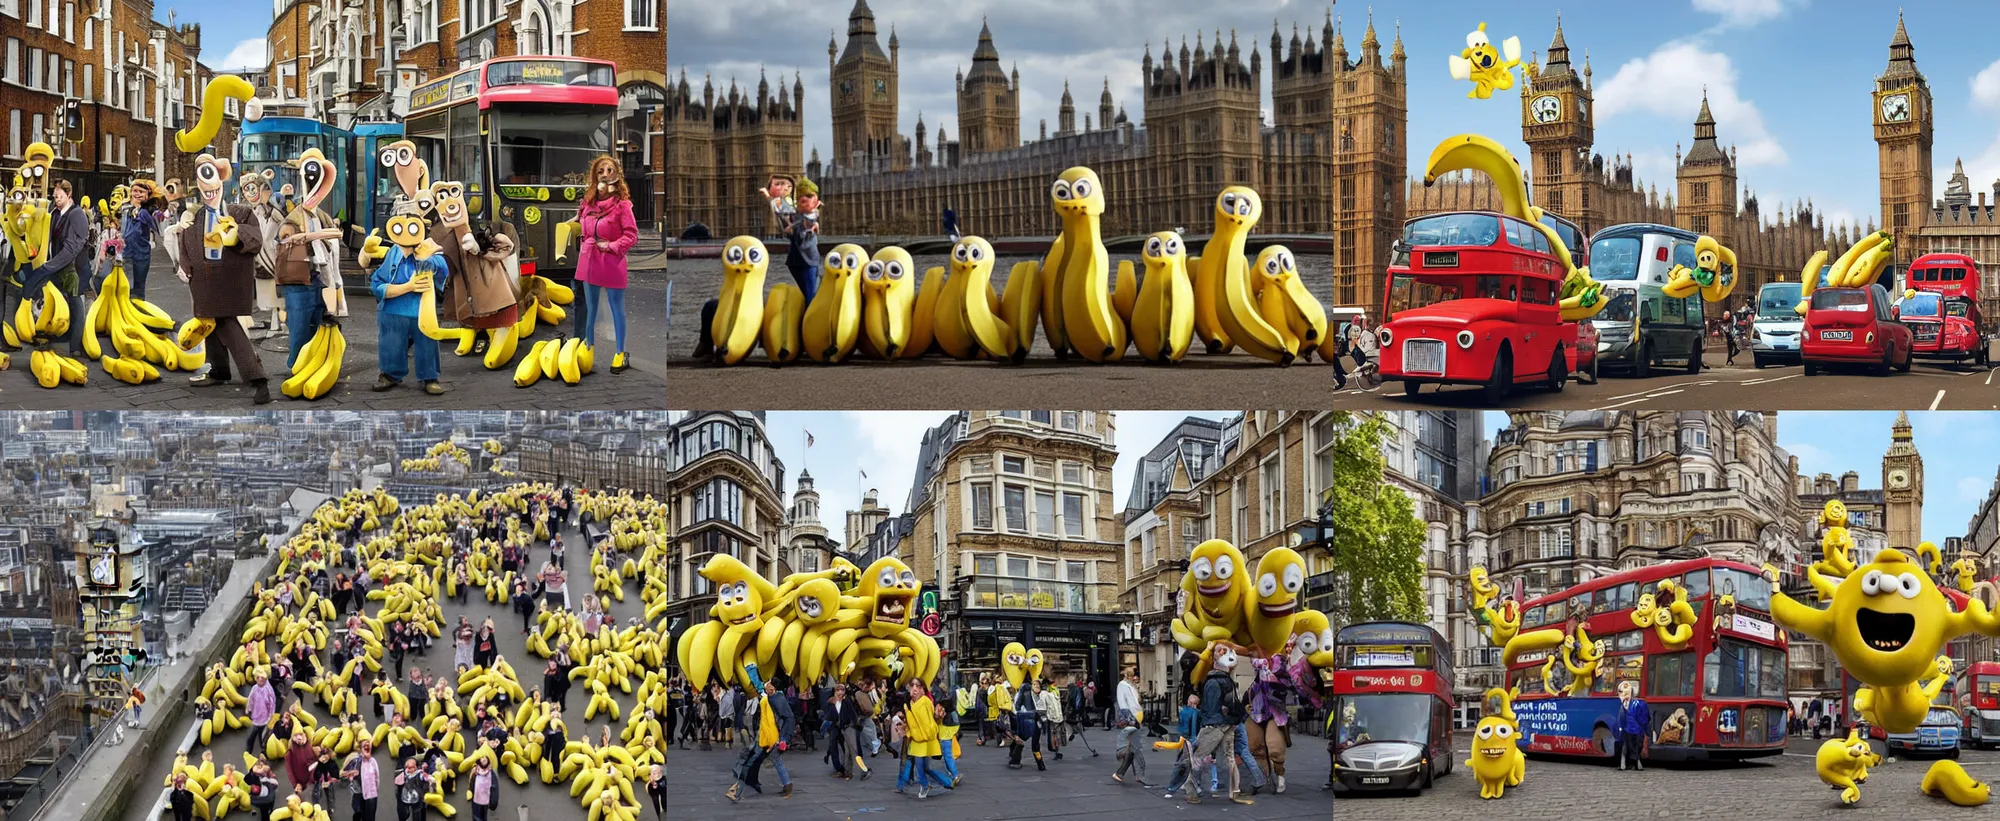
xmin=859 ymin=246 xmax=916 ymax=359
xmin=707 ymin=237 xmax=768 ymax=365
xmin=378 ymin=140 xmax=432 ymax=209
xmin=1422 ymin=134 xmax=1606 ymax=321
xmin=1171 ymin=540 xmax=1253 ymax=652
xmin=999 ymin=642 xmax=1029 ymax=690
xmin=1448 ymin=23 xmax=1521 ymax=99
xmin=1663 ymin=235 xmax=1739 ymax=304
xmin=1954 ymin=555 xmax=1980 ymax=593
xmin=951 ymin=237 xmax=1021 ymax=362
xmin=1923 ymin=759 xmax=1992 ymax=807
xmin=1469 ymin=567 xmax=1501 ymax=612
xmin=1630 ymin=580 xmax=1697 ymax=650
xmin=1024 ymin=647 xmax=1044 ymax=684
xmin=1251 ymin=245 xmax=1327 ymax=361
xmin=1043 ymin=167 xmax=1124 ymax=362
xmin=673 ymin=555 xmax=778 ymax=689
xmin=1816 ymin=730 xmax=1873 ymax=805
xmin=760 ymin=282 xmax=805 ymax=364
xmin=1245 ymin=546 xmax=1305 ymax=655
xmin=802 ymin=245 xmax=864 ymax=362
xmin=1129 ymin=231 xmax=1194 ymax=363
xmin=1195 ymin=187 xmax=1291 ymax=363
xmin=1559 ymin=624 xmax=1604 ymax=696
xmin=1763 ymin=549 xmax=2000 ymax=733
xmin=1287 ymin=608 xmax=1336 ymax=669
xmin=21 ymin=142 xmax=55 ymax=198
xmin=1466 ymin=688 xmax=1524 ymax=799
xmin=175 ymin=76 xmax=256 ymax=152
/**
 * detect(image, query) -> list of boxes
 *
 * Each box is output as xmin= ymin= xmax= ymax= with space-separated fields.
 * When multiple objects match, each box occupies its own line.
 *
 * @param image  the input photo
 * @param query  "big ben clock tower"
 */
xmin=1520 ymin=16 xmax=1597 ymax=233
xmin=1882 ymin=411 xmax=1924 ymax=553
xmin=1874 ymin=11 xmax=1933 ymax=271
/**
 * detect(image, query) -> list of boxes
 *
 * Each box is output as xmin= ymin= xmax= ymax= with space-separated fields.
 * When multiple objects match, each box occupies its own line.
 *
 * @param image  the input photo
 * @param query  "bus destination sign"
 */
xmin=487 ymin=60 xmax=615 ymax=90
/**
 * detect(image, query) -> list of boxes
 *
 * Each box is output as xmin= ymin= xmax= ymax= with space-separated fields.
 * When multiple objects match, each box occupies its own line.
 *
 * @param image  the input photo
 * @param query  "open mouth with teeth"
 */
xmin=1856 ymin=607 xmax=1914 ymax=652
xmin=1480 ymin=748 xmax=1507 ymax=757
xmin=728 ymin=612 xmax=756 ymax=626
xmin=876 ymin=594 xmax=910 ymax=624
xmin=1259 ymin=601 xmax=1297 ymax=618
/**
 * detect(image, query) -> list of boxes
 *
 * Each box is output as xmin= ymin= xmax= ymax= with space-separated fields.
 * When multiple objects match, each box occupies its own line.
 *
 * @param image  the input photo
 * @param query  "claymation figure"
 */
xmin=173 ymin=153 xmax=269 ymax=403
xmin=275 ymin=148 xmax=345 ymax=371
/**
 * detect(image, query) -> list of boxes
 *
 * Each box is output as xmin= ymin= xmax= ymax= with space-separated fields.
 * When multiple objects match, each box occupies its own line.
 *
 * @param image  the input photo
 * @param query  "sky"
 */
xmin=1481 ymin=410 xmax=2000 ymax=542
xmin=172 ymin=6 xmax=270 ymax=72
xmin=762 ymin=411 xmax=1238 ymax=541
xmin=668 ymin=0 xmax=2000 ymax=236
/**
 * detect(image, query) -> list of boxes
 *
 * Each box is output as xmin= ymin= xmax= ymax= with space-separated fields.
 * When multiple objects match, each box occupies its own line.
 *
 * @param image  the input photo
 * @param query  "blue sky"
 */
xmin=669 ymin=0 xmax=2000 ymax=235
xmin=1483 ymin=411 xmax=2000 ymax=541
xmin=763 ymin=411 xmax=1236 ymax=540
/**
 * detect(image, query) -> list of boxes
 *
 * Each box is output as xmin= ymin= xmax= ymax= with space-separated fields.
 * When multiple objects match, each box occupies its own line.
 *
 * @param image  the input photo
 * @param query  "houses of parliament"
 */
xmin=663 ymin=4 xmax=1999 ymax=315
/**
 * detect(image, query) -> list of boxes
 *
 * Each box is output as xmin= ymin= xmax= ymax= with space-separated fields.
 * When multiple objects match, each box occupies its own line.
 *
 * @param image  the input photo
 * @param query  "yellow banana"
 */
xmin=1256 ymin=245 xmax=1327 ymax=360
xmin=54 ymin=353 xmax=86 ymax=384
xmin=514 ymin=341 xmax=547 ymax=386
xmin=557 ymin=337 xmax=582 ymax=384
xmin=1112 ymin=259 xmax=1137 ymax=327
xmin=904 ymin=266 xmax=945 ymax=359
xmin=802 ymin=245 xmax=864 ymax=362
xmin=1793 ymin=250 xmax=1830 ymax=316
xmin=1050 ymin=168 xmax=1124 ymax=362
xmin=1923 ymin=759 xmax=1991 ymax=806
xmin=177 ymin=316 xmax=216 ymax=350
xmin=932 ymin=260 xmax=976 ymax=359
xmin=709 ymin=237 xmax=768 ymax=365
xmin=953 ymin=237 xmax=1019 ymax=362
xmin=1205 ymin=188 xmax=1289 ymax=363
xmin=539 ymin=334 xmax=563 ymax=376
xmin=859 ymin=246 xmax=916 ymax=359
xmin=30 ymin=350 xmax=59 ymax=387
xmin=540 ymin=277 xmax=574 ymax=304
xmin=301 ymin=325 xmax=345 ymax=400
xmin=760 ymin=283 xmax=804 ymax=364
xmin=1827 ymin=230 xmax=1887 ymax=287
xmin=483 ymin=325 xmax=518 ymax=369
xmin=81 ymin=296 xmax=103 ymax=359
xmin=997 ymin=261 xmax=1039 ymax=357
xmin=577 ymin=341 xmax=594 ymax=375
xmin=14 ymin=294 xmax=38 ymax=345
xmin=283 ymin=325 xmax=330 ymax=398
xmin=1131 ymin=232 xmax=1194 ymax=362
xmin=175 ymin=75 xmax=256 ymax=152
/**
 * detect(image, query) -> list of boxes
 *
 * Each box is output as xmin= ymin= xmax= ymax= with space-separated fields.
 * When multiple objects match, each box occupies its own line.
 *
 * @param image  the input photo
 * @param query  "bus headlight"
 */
xmin=1456 ymin=330 xmax=1475 ymax=349
xmin=1377 ymin=328 xmax=1393 ymax=347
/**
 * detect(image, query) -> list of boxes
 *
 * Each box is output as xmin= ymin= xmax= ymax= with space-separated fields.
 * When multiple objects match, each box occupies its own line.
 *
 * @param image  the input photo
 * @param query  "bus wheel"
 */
xmin=1633 ymin=343 xmax=1652 ymax=379
xmin=1479 ymin=350 xmax=1512 ymax=405
xmin=1403 ymin=379 xmax=1423 ymax=398
xmin=1546 ymin=350 xmax=1567 ymax=392
xmin=1685 ymin=338 xmax=1703 ymax=374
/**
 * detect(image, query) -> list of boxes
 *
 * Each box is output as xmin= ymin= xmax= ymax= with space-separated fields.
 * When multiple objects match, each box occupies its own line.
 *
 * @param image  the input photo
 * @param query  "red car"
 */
xmin=1802 ymin=284 xmax=1912 ymax=376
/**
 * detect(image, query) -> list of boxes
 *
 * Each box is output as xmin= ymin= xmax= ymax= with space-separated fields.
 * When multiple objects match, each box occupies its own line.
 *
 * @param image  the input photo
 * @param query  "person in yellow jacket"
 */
xmin=989 ymin=675 xmax=1014 ymax=747
xmin=898 ymin=679 xmax=952 ymax=799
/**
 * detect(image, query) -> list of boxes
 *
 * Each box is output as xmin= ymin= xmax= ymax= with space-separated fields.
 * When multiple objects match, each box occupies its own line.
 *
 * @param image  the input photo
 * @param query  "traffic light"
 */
xmin=63 ymin=98 xmax=81 ymax=142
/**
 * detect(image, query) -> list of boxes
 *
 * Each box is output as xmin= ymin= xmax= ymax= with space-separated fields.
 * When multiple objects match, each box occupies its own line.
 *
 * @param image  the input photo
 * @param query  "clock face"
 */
xmin=1531 ymin=95 xmax=1562 ymax=125
xmin=873 ymin=79 xmax=888 ymax=100
xmin=1888 ymin=469 xmax=1909 ymax=488
xmin=839 ymin=79 xmax=854 ymax=101
xmin=1882 ymin=93 xmax=1910 ymax=123
xmin=91 ymin=555 xmax=115 ymax=585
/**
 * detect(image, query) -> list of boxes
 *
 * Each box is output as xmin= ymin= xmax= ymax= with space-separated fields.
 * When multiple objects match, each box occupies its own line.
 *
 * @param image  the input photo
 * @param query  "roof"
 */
xmin=837 ymin=0 xmax=888 ymax=65
xmin=965 ymin=21 xmax=1007 ymax=85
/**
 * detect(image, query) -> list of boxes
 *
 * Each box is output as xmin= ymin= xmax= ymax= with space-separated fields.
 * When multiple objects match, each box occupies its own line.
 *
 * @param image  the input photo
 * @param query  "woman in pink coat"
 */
xmin=575 ymin=155 xmax=640 ymax=372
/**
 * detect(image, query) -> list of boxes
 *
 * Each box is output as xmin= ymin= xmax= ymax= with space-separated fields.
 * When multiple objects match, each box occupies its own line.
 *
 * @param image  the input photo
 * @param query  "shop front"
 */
xmin=950 ymin=610 xmax=1126 ymax=717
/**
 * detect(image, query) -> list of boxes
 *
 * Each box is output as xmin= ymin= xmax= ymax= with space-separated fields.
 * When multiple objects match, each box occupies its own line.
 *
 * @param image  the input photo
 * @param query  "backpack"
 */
xmin=1219 ymin=683 xmax=1247 ymax=724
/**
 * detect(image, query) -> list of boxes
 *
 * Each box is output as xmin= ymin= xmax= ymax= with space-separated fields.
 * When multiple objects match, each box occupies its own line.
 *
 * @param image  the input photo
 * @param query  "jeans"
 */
xmin=1210 ymin=724 xmax=1265 ymax=790
xmin=938 ymin=729 xmax=959 ymax=782
xmin=859 ymin=720 xmax=879 ymax=756
xmin=787 ymin=257 xmax=819 ymax=303
xmin=826 ymin=727 xmax=850 ymax=775
xmin=376 ymin=313 xmax=438 ymax=383
xmin=1188 ymin=725 xmax=1231 ymax=798
xmin=281 ymin=284 xmax=325 ymax=370
xmin=352 ymin=795 xmax=376 ymax=821
xmin=1115 ymin=725 xmax=1146 ymax=781
xmin=396 ymin=800 xmax=424 ymax=821
xmin=578 ymin=282 xmax=628 ymax=353
xmin=126 ymin=253 xmax=150 ymax=299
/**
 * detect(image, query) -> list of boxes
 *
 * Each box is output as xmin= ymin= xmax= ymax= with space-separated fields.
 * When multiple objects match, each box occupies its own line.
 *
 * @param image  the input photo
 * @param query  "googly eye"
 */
xmin=865 ymin=260 xmax=885 ymax=281
xmin=1283 ymin=565 xmax=1303 ymax=593
xmin=899 ymin=570 xmax=915 ymax=587
xmin=1051 ymin=180 xmax=1072 ymax=201
xmin=724 ymin=245 xmax=743 ymax=263
xmin=953 ymin=244 xmax=970 ymax=262
xmin=379 ymin=149 xmax=396 ymax=168
xmin=1477 ymin=725 xmax=1494 ymax=739
xmin=1166 ymin=238 xmax=1182 ymax=255
xmin=1237 ymin=202 xmax=1253 ymax=217
xmin=1145 ymin=238 xmax=1162 ymax=257
xmin=1282 ymin=253 xmax=1296 ymax=272
xmin=1215 ymin=556 xmax=1234 ymax=579
xmin=886 ymin=261 xmax=905 ymax=280
xmin=1297 ymin=634 xmax=1317 ymax=654
xmin=1264 ymin=257 xmax=1281 ymax=274
xmin=968 ymin=244 xmax=984 ymax=262
xmin=877 ymin=569 xmax=897 ymax=588
xmin=1320 ymin=629 xmax=1334 ymax=649
xmin=1190 ymin=558 xmax=1212 ymax=581
xmin=1220 ymin=193 xmax=1236 ymax=210
xmin=1258 ymin=574 xmax=1277 ymax=597
xmin=746 ymin=247 xmax=763 ymax=264
xmin=197 ymin=164 xmax=218 ymax=182
xmin=396 ymin=147 xmax=413 ymax=165
xmin=1897 ymin=572 xmax=1921 ymax=599
xmin=1072 ymin=179 xmax=1093 ymax=198
xmin=1495 ymin=724 xmax=1514 ymax=738
xmin=1860 ymin=570 xmax=1883 ymax=596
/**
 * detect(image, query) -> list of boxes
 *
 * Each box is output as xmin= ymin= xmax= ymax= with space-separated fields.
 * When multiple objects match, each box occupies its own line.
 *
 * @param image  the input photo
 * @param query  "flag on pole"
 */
xmin=805 ymin=430 xmax=815 ymax=448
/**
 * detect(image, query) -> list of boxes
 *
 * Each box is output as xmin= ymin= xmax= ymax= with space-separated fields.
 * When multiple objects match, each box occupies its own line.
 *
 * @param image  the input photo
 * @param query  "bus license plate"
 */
xmin=1404 ymin=339 xmax=1445 ymax=374
xmin=1821 ymin=330 xmax=1851 ymax=341
xmin=1362 ymin=776 xmax=1390 ymax=785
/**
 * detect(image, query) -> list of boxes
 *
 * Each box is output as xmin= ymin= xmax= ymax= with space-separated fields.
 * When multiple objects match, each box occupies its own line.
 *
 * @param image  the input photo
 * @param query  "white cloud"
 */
xmin=1594 ymin=41 xmax=1788 ymax=168
xmin=214 ymin=38 xmax=268 ymax=72
xmin=835 ymin=410 xmax=956 ymax=527
xmin=1961 ymin=475 xmax=1990 ymax=503
xmin=1962 ymin=58 xmax=2000 ymax=204
xmin=1691 ymin=0 xmax=1790 ymax=27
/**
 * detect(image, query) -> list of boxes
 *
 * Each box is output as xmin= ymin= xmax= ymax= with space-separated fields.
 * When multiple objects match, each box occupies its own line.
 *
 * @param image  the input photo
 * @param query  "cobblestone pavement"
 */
xmin=666 ymin=731 xmax=2000 ymax=820
xmin=2 ymin=256 xmax=665 ymax=409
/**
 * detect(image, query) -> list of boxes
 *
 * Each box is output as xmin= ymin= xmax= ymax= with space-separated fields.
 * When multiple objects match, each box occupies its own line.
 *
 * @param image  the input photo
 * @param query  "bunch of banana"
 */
xmin=267 ymin=795 xmax=331 ymax=821
xmin=1195 ymin=187 xmax=1292 ymax=363
xmin=1798 ymin=230 xmax=1895 ymax=312
xmin=85 ymin=264 xmax=204 ymax=371
xmin=101 ymin=354 xmax=161 ymax=384
xmin=512 ymin=274 xmax=575 ymax=342
xmin=11 ymin=282 xmax=70 ymax=346
xmin=27 ymin=349 xmax=87 ymax=387
xmin=280 ymin=322 xmax=345 ymax=400
xmin=175 ymin=316 xmax=215 ymax=350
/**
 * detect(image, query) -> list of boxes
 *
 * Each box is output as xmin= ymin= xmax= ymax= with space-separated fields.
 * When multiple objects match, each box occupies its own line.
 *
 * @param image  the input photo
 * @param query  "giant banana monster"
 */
xmin=1251 ymin=245 xmax=1329 ymax=361
xmin=954 ymin=237 xmax=1023 ymax=362
xmin=859 ymin=246 xmax=916 ymax=359
xmin=1422 ymin=134 xmax=1609 ymax=321
xmin=706 ymin=236 xmax=770 ymax=365
xmin=673 ymin=554 xmax=940 ymax=690
xmin=1039 ymin=167 xmax=1125 ymax=362
xmin=1797 ymin=230 xmax=1894 ymax=313
xmin=1191 ymin=187 xmax=1292 ymax=363
xmin=1129 ymin=231 xmax=1195 ymax=363
xmin=802 ymin=245 xmax=864 ymax=362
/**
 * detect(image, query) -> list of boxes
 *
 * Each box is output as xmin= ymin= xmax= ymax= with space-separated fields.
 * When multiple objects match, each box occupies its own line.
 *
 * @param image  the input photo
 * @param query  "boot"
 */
xmin=1035 ymin=752 xmax=1045 ymax=771
xmin=251 ymin=379 xmax=271 ymax=405
xmin=782 ymin=783 xmax=792 ymax=799
xmin=1635 ymin=759 xmax=1643 ymax=771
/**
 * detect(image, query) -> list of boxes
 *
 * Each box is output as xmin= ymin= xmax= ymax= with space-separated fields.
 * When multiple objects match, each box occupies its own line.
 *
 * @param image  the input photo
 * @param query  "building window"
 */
xmin=1260 ymin=457 xmax=1281 ymax=536
xmin=1141 ymin=530 xmax=1155 ymax=568
xmin=968 ymin=454 xmax=991 ymax=474
xmin=970 ymin=483 xmax=993 ymax=529
xmin=411 ymin=0 xmax=439 ymax=45
xmin=24 ymin=0 xmax=36 ymax=27
xmin=1311 ymin=414 xmax=1336 ymax=500
xmin=1006 ymin=556 xmax=1030 ymax=577
xmin=1183 ymin=518 xmax=1201 ymax=551
xmin=690 ymin=477 xmax=743 ymax=526
xmin=1232 ymin=477 xmax=1248 ymax=541
xmin=61 ymin=58 xmax=70 ymax=96
xmin=1066 ymin=560 xmax=1087 ymax=583
xmin=82 ymin=16 xmax=89 ymax=49
xmin=975 ymin=554 xmax=997 ymax=576
xmin=0 ymin=0 xmax=14 ymax=18
xmin=462 ymin=0 xmax=501 ymax=33
xmin=1032 ymin=459 xmax=1054 ymax=481
xmin=1061 ymin=492 xmax=1085 ymax=538
xmin=3 ymin=38 xmax=16 ymax=83
xmin=1001 ymin=455 xmax=1026 ymax=474
xmin=1060 ymin=411 xmax=1080 ymax=430
xmin=1060 ymin=461 xmax=1082 ymax=485
xmin=6 ymin=110 xmax=18 ymax=158
xmin=117 ymin=135 xmax=125 ymax=164
xmin=1003 ymin=485 xmax=1027 ymax=532
xmin=631 ymin=0 xmax=672 ymax=29
xmin=29 ymin=114 xmax=42 ymax=147
xmin=1034 ymin=490 xmax=1057 ymax=535
xmin=82 ymin=65 xmax=89 ymax=102
xmin=27 ymin=46 xmax=39 ymax=88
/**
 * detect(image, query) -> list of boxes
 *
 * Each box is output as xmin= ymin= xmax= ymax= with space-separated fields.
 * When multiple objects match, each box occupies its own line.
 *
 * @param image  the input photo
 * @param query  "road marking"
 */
xmin=1989 ymin=369 xmax=1995 ymax=386
xmin=1602 ymin=380 xmax=1701 ymax=401
xmin=1930 ymin=389 xmax=1946 ymax=411
xmin=1646 ymin=389 xmax=1686 ymax=399
xmin=1592 ymin=396 xmax=1661 ymax=411
xmin=1741 ymin=374 xmax=1802 ymax=387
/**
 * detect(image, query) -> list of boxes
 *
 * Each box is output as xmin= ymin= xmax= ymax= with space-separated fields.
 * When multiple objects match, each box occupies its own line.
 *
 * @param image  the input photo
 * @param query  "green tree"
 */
xmin=1322 ymin=412 xmax=1429 ymax=625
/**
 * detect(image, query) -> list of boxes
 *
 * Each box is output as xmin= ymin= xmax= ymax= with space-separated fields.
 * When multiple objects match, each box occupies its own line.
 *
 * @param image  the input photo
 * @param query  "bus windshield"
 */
xmin=1901 ymin=292 xmax=1943 ymax=318
xmin=239 ymin=132 xmax=318 ymax=163
xmin=1587 ymin=237 xmax=1642 ymax=281
xmin=1925 ymin=708 xmax=1958 ymax=726
xmin=1333 ymin=694 xmax=1430 ymax=746
xmin=494 ymin=106 xmax=613 ymax=188
xmin=1598 ymin=290 xmax=1637 ymax=323
xmin=1811 ymin=289 xmax=1871 ymax=312
xmin=1403 ymin=214 xmax=1500 ymax=248
xmin=1758 ymin=284 xmax=1802 ymax=319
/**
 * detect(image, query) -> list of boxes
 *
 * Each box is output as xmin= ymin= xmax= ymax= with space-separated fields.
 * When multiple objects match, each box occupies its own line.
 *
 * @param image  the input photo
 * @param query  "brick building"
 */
xmin=3 ymin=0 xmax=233 ymax=204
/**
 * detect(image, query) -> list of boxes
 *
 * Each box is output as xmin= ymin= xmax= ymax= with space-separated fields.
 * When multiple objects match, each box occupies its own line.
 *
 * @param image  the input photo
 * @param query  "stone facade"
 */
xmin=660 ymin=411 xmax=788 ymax=630
xmin=779 ymin=469 xmax=829 ymax=578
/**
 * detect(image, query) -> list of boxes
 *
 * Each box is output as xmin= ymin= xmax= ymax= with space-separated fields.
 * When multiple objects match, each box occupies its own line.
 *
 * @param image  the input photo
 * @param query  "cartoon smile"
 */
xmin=1480 ymin=748 xmax=1507 ymax=758
xmin=876 ymin=593 xmax=909 ymax=623
xmin=727 ymin=612 xmax=756 ymax=626
xmin=1856 ymin=607 xmax=1913 ymax=651
xmin=1198 ymin=582 xmax=1230 ymax=597
xmin=1259 ymin=600 xmax=1297 ymax=618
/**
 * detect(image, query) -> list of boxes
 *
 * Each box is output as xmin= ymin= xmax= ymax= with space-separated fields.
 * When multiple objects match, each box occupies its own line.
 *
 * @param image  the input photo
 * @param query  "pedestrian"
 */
xmin=1188 ymin=644 xmax=1252 ymax=805
xmin=172 ymin=160 xmax=272 ymax=403
xmin=1726 ymin=322 xmax=1740 ymax=365
xmin=852 ymin=678 xmax=880 ymax=759
xmin=1009 ymin=675 xmax=1043 ymax=770
xmin=343 ymin=738 xmax=381 ymax=821
xmin=645 ymin=764 xmax=668 ymax=818
xmin=311 ymin=747 xmax=341 ymax=806
xmin=761 ymin=173 xmax=821 ymax=303
xmin=1162 ymin=693 xmax=1201 ymax=798
xmin=1247 ymin=651 xmax=1315 ymax=794
xmin=572 ymin=155 xmax=638 ymax=373
xmin=898 ymin=678 xmax=950 ymax=799
xmin=244 ymin=759 xmax=279 ymax=821
xmin=824 ymin=682 xmax=855 ymax=779
xmin=118 ymin=187 xmax=163 ymax=299
xmin=943 ymin=205 xmax=959 ymax=243
xmin=393 ymin=757 xmax=432 ymax=821
xmin=1113 ymin=667 xmax=1150 ymax=786
xmin=1035 ymin=678 xmax=1064 ymax=759
xmin=985 ymin=673 xmax=1009 ymax=748
xmin=727 ymin=678 xmax=794 ymax=802
xmin=931 ymin=679 xmax=962 ymax=786
xmin=1616 ymin=680 xmax=1649 ymax=770
xmin=14 ymin=178 xmax=90 ymax=359
xmin=245 ymin=674 xmax=277 ymax=754
xmin=467 ymin=756 xmax=499 ymax=821
xmin=511 ymin=579 xmax=534 ymax=634
xmin=718 ymin=682 xmax=739 ymax=748
xmin=169 ymin=772 xmax=196 ymax=821
xmin=365 ymin=203 xmax=447 ymax=395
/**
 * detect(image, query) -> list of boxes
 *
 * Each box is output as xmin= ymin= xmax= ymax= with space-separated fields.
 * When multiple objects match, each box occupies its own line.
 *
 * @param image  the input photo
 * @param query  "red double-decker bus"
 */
xmin=1327 ymin=621 xmax=1456 ymax=793
xmin=1956 ymin=661 xmax=2000 ymax=748
xmin=1902 ymin=252 xmax=1990 ymax=368
xmin=1504 ymin=558 xmax=1789 ymax=762
xmin=403 ymin=56 xmax=620 ymax=281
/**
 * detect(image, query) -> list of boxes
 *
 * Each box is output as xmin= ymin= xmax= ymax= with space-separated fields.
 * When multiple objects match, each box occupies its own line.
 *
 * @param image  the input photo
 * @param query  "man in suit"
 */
xmin=16 ymin=178 xmax=89 ymax=357
xmin=174 ymin=154 xmax=269 ymax=403
xmin=824 ymin=682 xmax=855 ymax=779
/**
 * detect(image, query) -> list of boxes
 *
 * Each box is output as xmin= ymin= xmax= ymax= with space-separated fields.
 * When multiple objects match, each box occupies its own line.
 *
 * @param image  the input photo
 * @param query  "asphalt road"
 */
xmin=2 ymin=256 xmax=667 ymax=409
xmin=669 ymin=730 xmax=2000 ymax=820
xmin=1333 ymin=347 xmax=2000 ymax=411
xmin=666 ymin=253 xmax=1342 ymax=410
xmin=125 ymin=513 xmax=657 ymax=821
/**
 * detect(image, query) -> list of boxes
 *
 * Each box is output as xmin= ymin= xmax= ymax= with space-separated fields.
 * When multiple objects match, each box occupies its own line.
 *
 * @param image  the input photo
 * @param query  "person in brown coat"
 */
xmin=174 ymin=153 xmax=270 ymax=404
